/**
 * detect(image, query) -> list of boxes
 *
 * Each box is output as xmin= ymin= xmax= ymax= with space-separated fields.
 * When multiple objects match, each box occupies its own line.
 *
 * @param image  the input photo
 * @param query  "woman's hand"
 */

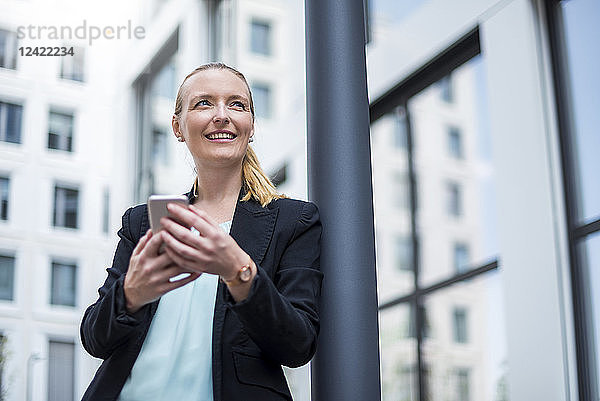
xmin=160 ymin=203 xmax=257 ymax=301
xmin=123 ymin=229 xmax=201 ymax=313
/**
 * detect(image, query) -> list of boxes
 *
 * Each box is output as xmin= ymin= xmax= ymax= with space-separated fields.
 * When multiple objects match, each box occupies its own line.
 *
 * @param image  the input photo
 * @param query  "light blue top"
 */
xmin=118 ymin=220 xmax=232 ymax=401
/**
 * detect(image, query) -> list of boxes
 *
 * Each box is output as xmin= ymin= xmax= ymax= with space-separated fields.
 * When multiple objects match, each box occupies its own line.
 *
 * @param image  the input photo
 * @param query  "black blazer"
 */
xmin=80 ymin=190 xmax=323 ymax=401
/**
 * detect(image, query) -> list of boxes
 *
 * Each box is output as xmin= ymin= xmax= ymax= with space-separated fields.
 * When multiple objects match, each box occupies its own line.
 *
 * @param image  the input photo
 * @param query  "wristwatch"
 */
xmin=220 ymin=263 xmax=253 ymax=286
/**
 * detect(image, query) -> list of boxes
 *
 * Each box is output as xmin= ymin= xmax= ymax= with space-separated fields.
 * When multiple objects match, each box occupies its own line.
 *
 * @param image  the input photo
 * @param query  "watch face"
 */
xmin=239 ymin=265 xmax=252 ymax=282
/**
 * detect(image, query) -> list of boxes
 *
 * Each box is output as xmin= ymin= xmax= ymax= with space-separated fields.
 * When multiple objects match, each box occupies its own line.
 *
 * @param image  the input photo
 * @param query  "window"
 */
xmin=48 ymin=340 xmax=75 ymax=401
xmin=448 ymin=126 xmax=463 ymax=159
xmin=151 ymin=58 xmax=176 ymax=99
xmin=447 ymin=181 xmax=462 ymax=217
xmin=134 ymin=33 xmax=178 ymax=200
xmin=48 ymin=111 xmax=74 ymax=152
xmin=250 ymin=20 xmax=271 ymax=56
xmin=455 ymin=368 xmax=470 ymax=401
xmin=53 ymin=185 xmax=79 ymax=229
xmin=453 ymin=307 xmax=468 ymax=343
xmin=0 ymin=29 xmax=17 ymax=70
xmin=453 ymin=243 xmax=470 ymax=273
xmin=50 ymin=260 xmax=76 ymax=306
xmin=396 ymin=236 xmax=413 ymax=271
xmin=0 ymin=254 xmax=15 ymax=301
xmin=0 ymin=176 xmax=8 ymax=220
xmin=0 ymin=101 xmax=23 ymax=144
xmin=251 ymin=83 xmax=272 ymax=119
xmin=439 ymin=74 xmax=453 ymax=103
xmin=60 ymin=46 xmax=84 ymax=82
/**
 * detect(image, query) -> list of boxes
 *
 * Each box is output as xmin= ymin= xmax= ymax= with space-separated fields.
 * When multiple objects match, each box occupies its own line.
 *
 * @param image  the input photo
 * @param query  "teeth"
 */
xmin=207 ymin=132 xmax=235 ymax=140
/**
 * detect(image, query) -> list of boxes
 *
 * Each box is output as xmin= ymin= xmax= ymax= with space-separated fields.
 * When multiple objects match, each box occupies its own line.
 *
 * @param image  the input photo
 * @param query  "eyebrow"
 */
xmin=188 ymin=93 xmax=249 ymax=105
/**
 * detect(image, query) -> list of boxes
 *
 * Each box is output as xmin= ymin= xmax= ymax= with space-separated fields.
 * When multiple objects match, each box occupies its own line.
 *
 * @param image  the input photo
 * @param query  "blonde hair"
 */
xmin=175 ymin=63 xmax=285 ymax=207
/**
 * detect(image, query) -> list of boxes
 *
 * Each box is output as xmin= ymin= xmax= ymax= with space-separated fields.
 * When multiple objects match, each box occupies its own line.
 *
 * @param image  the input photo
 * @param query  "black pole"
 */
xmin=305 ymin=1 xmax=381 ymax=400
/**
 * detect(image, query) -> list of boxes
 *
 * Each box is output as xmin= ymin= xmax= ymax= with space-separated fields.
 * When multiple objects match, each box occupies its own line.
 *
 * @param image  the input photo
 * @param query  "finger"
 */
xmin=150 ymin=251 xmax=177 ymax=271
xmin=162 ymin=231 xmax=209 ymax=268
xmin=188 ymin=204 xmax=220 ymax=227
xmin=142 ymin=230 xmax=166 ymax=257
xmin=159 ymin=265 xmax=200 ymax=282
xmin=132 ymin=230 xmax=152 ymax=257
xmin=161 ymin=216 xmax=205 ymax=247
xmin=167 ymin=203 xmax=216 ymax=236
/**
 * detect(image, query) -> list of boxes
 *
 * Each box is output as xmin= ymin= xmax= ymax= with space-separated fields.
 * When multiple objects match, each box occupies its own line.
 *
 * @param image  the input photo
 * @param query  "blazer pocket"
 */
xmin=232 ymin=350 xmax=292 ymax=400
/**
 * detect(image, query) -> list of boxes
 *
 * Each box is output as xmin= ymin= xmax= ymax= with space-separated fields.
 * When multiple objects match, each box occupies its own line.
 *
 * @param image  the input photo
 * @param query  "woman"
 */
xmin=80 ymin=63 xmax=323 ymax=401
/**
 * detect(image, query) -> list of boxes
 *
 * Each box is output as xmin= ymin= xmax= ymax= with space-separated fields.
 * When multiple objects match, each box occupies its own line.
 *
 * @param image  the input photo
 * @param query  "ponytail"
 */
xmin=241 ymin=146 xmax=286 ymax=207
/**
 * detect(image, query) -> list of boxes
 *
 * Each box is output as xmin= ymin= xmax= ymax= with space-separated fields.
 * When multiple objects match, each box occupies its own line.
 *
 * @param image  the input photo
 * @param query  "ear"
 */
xmin=172 ymin=115 xmax=182 ymax=140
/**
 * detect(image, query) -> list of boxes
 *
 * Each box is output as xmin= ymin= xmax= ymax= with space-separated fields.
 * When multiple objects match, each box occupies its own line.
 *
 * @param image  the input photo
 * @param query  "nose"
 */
xmin=213 ymin=103 xmax=230 ymax=124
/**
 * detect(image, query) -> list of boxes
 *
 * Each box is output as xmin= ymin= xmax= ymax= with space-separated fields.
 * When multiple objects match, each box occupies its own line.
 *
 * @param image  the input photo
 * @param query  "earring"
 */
xmin=249 ymin=136 xmax=254 ymax=143
xmin=177 ymin=136 xmax=185 ymax=142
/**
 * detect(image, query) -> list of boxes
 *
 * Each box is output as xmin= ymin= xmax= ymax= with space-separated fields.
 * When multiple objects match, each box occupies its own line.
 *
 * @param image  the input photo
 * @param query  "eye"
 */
xmin=230 ymin=100 xmax=247 ymax=110
xmin=194 ymin=99 xmax=211 ymax=107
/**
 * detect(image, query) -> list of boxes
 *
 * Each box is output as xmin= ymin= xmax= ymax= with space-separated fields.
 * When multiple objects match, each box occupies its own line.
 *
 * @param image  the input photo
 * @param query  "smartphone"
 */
xmin=147 ymin=194 xmax=189 ymax=233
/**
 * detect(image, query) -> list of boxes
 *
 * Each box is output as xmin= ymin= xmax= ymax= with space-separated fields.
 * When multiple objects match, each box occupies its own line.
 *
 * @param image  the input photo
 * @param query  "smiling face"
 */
xmin=172 ymin=69 xmax=254 ymax=169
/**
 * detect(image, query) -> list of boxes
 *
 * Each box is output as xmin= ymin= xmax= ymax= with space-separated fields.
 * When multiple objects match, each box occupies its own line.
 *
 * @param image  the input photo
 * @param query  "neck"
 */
xmin=193 ymin=164 xmax=243 ymax=205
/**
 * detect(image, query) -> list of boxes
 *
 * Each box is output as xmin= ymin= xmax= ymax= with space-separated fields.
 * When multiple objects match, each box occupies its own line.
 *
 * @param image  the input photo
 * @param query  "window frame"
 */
xmin=545 ymin=1 xmax=600 ymax=400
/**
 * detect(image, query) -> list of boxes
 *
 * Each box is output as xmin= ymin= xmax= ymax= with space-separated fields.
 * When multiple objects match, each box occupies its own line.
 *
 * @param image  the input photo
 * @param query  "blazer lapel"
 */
xmin=229 ymin=191 xmax=278 ymax=266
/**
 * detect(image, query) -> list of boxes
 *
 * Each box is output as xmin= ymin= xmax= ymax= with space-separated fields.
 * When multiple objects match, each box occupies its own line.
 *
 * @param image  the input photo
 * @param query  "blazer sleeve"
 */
xmin=80 ymin=206 xmax=151 ymax=360
xmin=224 ymin=201 xmax=323 ymax=368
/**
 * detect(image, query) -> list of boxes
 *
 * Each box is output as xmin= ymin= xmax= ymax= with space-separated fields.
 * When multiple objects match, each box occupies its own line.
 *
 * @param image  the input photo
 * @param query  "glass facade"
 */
xmin=560 ymin=0 xmax=600 ymax=223
xmin=372 ymin=40 xmax=503 ymax=399
xmin=548 ymin=0 xmax=600 ymax=397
